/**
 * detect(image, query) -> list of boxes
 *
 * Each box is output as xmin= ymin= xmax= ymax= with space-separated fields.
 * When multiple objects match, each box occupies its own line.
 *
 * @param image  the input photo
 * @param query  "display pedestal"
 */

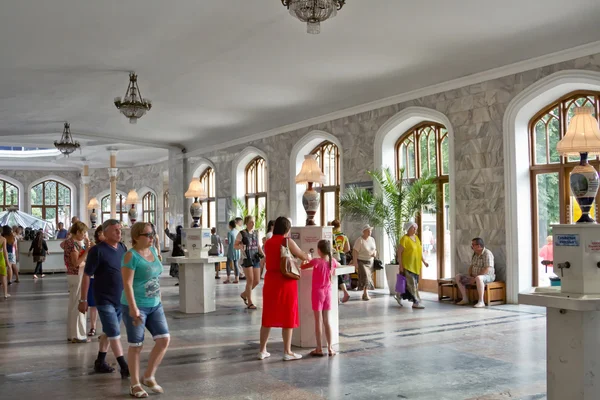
xmin=519 ymin=224 xmax=600 ymax=400
xmin=167 ymin=256 xmax=226 ymax=314
xmin=292 ymin=265 xmax=354 ymax=348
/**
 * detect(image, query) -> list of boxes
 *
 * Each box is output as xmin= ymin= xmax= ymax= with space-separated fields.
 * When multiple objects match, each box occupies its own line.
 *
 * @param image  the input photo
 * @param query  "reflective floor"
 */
xmin=0 ymin=273 xmax=547 ymax=400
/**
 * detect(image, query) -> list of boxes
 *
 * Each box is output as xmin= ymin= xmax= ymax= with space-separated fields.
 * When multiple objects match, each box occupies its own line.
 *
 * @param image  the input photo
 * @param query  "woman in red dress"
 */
xmin=258 ymin=217 xmax=310 ymax=361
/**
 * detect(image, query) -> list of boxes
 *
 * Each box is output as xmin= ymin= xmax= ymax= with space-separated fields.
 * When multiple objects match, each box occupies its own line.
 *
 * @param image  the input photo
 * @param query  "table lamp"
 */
xmin=184 ymin=177 xmax=207 ymax=228
xmin=295 ymin=154 xmax=326 ymax=225
xmin=124 ymin=189 xmax=141 ymax=224
xmin=556 ymin=106 xmax=600 ymax=223
xmin=87 ymin=197 xmax=100 ymax=228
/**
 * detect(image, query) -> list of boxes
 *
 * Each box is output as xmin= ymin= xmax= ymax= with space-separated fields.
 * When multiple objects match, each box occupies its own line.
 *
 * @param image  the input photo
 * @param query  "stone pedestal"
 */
xmin=292 ymin=265 xmax=354 ymax=348
xmin=167 ymin=256 xmax=226 ymax=314
xmin=519 ymin=224 xmax=600 ymax=400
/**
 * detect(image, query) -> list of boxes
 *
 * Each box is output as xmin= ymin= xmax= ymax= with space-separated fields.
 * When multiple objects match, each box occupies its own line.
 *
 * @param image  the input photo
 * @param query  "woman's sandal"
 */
xmin=247 ymin=303 xmax=257 ymax=310
xmin=87 ymin=328 xmax=96 ymax=337
xmin=240 ymin=294 xmax=248 ymax=305
xmin=142 ymin=376 xmax=164 ymax=394
xmin=328 ymin=350 xmax=336 ymax=356
xmin=309 ymin=350 xmax=324 ymax=357
xmin=129 ymin=384 xmax=148 ymax=398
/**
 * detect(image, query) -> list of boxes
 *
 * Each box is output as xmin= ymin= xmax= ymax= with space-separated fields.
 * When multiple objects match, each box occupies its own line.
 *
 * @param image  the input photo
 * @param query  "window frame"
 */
xmin=30 ymin=180 xmax=71 ymax=228
xmin=528 ymin=91 xmax=600 ymax=286
xmin=245 ymin=157 xmax=268 ymax=219
xmin=199 ymin=168 xmax=216 ymax=229
xmin=395 ymin=122 xmax=450 ymax=289
xmin=0 ymin=180 xmax=19 ymax=211
xmin=310 ymin=141 xmax=341 ymax=226
xmin=142 ymin=192 xmax=157 ymax=225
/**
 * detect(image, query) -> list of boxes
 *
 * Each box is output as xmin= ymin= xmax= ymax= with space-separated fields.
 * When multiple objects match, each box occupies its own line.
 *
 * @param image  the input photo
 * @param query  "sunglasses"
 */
xmin=139 ymin=232 xmax=155 ymax=238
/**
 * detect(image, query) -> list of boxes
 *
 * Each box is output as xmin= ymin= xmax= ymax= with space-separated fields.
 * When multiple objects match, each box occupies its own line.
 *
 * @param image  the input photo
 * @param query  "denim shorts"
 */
xmin=122 ymin=304 xmax=169 ymax=347
xmin=96 ymin=303 xmax=122 ymax=339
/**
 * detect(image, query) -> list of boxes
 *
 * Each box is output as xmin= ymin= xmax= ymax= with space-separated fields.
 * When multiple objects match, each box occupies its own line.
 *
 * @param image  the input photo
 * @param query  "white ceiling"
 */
xmin=1 ymin=0 xmax=600 ymax=169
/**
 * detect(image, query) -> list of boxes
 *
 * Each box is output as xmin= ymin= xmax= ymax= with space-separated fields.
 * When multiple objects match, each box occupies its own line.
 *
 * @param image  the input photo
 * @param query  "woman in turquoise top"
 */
xmin=121 ymin=222 xmax=170 ymax=398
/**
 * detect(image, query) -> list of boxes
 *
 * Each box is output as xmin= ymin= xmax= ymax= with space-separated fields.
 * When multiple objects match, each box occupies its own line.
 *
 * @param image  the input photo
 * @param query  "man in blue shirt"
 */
xmin=56 ymin=222 xmax=68 ymax=239
xmin=79 ymin=219 xmax=129 ymax=377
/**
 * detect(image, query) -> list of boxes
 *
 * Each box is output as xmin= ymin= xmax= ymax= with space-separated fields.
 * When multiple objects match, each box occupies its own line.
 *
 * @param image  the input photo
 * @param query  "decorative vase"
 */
xmin=128 ymin=205 xmax=138 ymax=224
xmin=570 ymin=153 xmax=599 ymax=223
xmin=89 ymin=209 xmax=97 ymax=229
xmin=302 ymin=183 xmax=320 ymax=226
xmin=190 ymin=198 xmax=202 ymax=228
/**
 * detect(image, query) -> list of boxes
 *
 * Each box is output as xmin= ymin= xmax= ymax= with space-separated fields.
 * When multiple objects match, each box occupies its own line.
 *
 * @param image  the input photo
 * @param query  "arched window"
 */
xmin=245 ymin=157 xmax=267 ymax=218
xmin=0 ymin=180 xmax=19 ymax=211
xmin=101 ymin=194 xmax=126 ymax=223
xmin=142 ymin=192 xmax=157 ymax=224
xmin=30 ymin=180 xmax=71 ymax=228
xmin=529 ymin=91 xmax=600 ymax=287
xmin=395 ymin=122 xmax=450 ymax=291
xmin=199 ymin=168 xmax=216 ymax=229
xmin=310 ymin=141 xmax=340 ymax=226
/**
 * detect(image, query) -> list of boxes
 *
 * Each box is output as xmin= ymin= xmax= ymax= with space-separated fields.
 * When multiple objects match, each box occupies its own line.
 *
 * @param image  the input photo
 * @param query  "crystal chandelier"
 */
xmin=282 ymin=0 xmax=345 ymax=34
xmin=114 ymin=72 xmax=152 ymax=124
xmin=54 ymin=122 xmax=80 ymax=157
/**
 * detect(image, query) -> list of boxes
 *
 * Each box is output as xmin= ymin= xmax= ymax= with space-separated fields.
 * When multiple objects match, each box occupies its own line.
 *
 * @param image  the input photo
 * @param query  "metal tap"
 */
xmin=557 ymin=261 xmax=571 ymax=277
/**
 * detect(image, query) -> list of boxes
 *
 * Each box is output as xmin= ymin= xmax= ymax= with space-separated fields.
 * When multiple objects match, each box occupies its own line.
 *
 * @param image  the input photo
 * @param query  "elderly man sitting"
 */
xmin=455 ymin=237 xmax=495 ymax=308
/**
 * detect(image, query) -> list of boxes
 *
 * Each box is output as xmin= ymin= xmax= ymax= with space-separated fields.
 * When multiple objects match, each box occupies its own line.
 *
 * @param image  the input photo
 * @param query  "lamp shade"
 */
xmin=557 ymin=107 xmax=600 ymax=156
xmin=124 ymin=189 xmax=141 ymax=205
xmin=184 ymin=177 xmax=207 ymax=199
xmin=87 ymin=197 xmax=100 ymax=210
xmin=295 ymin=154 xmax=326 ymax=184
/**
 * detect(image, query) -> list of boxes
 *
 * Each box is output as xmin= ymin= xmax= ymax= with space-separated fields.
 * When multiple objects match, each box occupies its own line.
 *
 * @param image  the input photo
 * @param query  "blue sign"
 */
xmin=555 ymin=234 xmax=580 ymax=247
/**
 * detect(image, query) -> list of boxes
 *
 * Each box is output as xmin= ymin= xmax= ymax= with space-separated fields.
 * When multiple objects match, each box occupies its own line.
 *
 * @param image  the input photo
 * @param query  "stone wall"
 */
xmin=183 ymin=53 xmax=600 ymax=281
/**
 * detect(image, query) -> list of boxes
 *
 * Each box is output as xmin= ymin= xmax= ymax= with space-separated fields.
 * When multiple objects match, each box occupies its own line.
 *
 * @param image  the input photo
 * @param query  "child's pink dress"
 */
xmin=309 ymin=258 xmax=339 ymax=311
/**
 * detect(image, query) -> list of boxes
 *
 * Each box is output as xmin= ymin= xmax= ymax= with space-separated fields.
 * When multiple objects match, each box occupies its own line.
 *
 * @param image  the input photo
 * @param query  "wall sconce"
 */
xmin=557 ymin=106 xmax=600 ymax=223
xmin=295 ymin=154 xmax=326 ymax=226
xmin=184 ymin=177 xmax=207 ymax=228
xmin=87 ymin=197 xmax=100 ymax=228
xmin=124 ymin=189 xmax=141 ymax=224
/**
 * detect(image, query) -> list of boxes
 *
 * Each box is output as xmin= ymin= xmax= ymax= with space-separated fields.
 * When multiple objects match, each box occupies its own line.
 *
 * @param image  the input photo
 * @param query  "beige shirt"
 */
xmin=353 ymin=236 xmax=376 ymax=262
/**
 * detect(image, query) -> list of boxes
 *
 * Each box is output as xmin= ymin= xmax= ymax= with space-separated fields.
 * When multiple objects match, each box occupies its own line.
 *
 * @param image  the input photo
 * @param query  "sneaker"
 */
xmin=283 ymin=353 xmax=302 ymax=361
xmin=474 ymin=302 xmax=485 ymax=308
xmin=457 ymin=299 xmax=470 ymax=305
xmin=412 ymin=303 xmax=425 ymax=309
xmin=393 ymin=294 xmax=403 ymax=307
xmin=257 ymin=351 xmax=271 ymax=360
xmin=94 ymin=360 xmax=115 ymax=373
xmin=120 ymin=367 xmax=130 ymax=379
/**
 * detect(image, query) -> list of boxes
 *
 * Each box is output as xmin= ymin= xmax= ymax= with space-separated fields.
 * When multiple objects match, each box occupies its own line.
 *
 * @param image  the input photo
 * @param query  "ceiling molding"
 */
xmin=185 ymin=39 xmax=600 ymax=158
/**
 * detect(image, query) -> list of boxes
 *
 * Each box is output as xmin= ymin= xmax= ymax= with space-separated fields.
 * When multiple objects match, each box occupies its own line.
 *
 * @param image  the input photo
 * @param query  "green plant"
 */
xmin=228 ymin=197 xmax=266 ymax=231
xmin=339 ymin=167 xmax=436 ymax=262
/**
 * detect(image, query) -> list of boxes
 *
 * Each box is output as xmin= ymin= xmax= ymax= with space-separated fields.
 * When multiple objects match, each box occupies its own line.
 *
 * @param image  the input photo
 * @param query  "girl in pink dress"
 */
xmin=302 ymin=239 xmax=339 ymax=356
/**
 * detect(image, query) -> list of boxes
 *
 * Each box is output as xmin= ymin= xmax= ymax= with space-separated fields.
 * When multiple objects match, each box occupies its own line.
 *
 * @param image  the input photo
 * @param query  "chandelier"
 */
xmin=282 ymin=0 xmax=345 ymax=34
xmin=54 ymin=122 xmax=80 ymax=157
xmin=114 ymin=72 xmax=152 ymax=124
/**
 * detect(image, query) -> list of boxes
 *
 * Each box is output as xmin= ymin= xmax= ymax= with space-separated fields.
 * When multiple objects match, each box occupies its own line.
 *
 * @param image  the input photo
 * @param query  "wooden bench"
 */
xmin=437 ymin=279 xmax=506 ymax=306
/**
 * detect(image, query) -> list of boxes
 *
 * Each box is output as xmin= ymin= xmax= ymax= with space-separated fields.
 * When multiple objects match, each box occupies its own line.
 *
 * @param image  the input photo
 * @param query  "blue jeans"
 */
xmin=122 ymin=304 xmax=169 ymax=347
xmin=96 ymin=303 xmax=122 ymax=339
xmin=226 ymin=258 xmax=239 ymax=276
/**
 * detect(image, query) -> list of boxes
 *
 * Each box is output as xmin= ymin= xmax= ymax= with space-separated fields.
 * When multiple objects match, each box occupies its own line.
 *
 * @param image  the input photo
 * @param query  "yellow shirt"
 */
xmin=399 ymin=235 xmax=422 ymax=275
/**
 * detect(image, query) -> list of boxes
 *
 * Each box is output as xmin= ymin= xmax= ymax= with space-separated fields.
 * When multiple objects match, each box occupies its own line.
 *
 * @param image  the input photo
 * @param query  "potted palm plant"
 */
xmin=228 ymin=197 xmax=266 ymax=232
xmin=340 ymin=167 xmax=436 ymax=293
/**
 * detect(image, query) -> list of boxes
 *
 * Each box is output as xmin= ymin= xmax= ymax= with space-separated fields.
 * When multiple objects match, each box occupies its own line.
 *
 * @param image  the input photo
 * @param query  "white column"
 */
xmin=81 ymin=165 xmax=90 ymax=225
xmin=108 ymin=149 xmax=119 ymax=220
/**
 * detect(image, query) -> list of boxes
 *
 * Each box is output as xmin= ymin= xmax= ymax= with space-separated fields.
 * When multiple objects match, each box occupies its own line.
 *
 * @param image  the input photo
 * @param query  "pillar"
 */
xmin=108 ymin=149 xmax=119 ymax=219
xmin=81 ymin=164 xmax=90 ymax=225
xmin=168 ymin=148 xmax=187 ymax=227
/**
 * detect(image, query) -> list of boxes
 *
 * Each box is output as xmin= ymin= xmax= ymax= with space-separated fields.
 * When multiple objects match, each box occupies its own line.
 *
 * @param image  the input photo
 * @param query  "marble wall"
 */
xmin=88 ymin=161 xmax=168 ymax=233
xmin=183 ymin=52 xmax=600 ymax=281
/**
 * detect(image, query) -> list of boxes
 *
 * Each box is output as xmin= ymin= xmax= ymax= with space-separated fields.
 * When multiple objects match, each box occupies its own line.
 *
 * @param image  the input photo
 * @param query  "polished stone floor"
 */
xmin=0 ymin=273 xmax=547 ymax=400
